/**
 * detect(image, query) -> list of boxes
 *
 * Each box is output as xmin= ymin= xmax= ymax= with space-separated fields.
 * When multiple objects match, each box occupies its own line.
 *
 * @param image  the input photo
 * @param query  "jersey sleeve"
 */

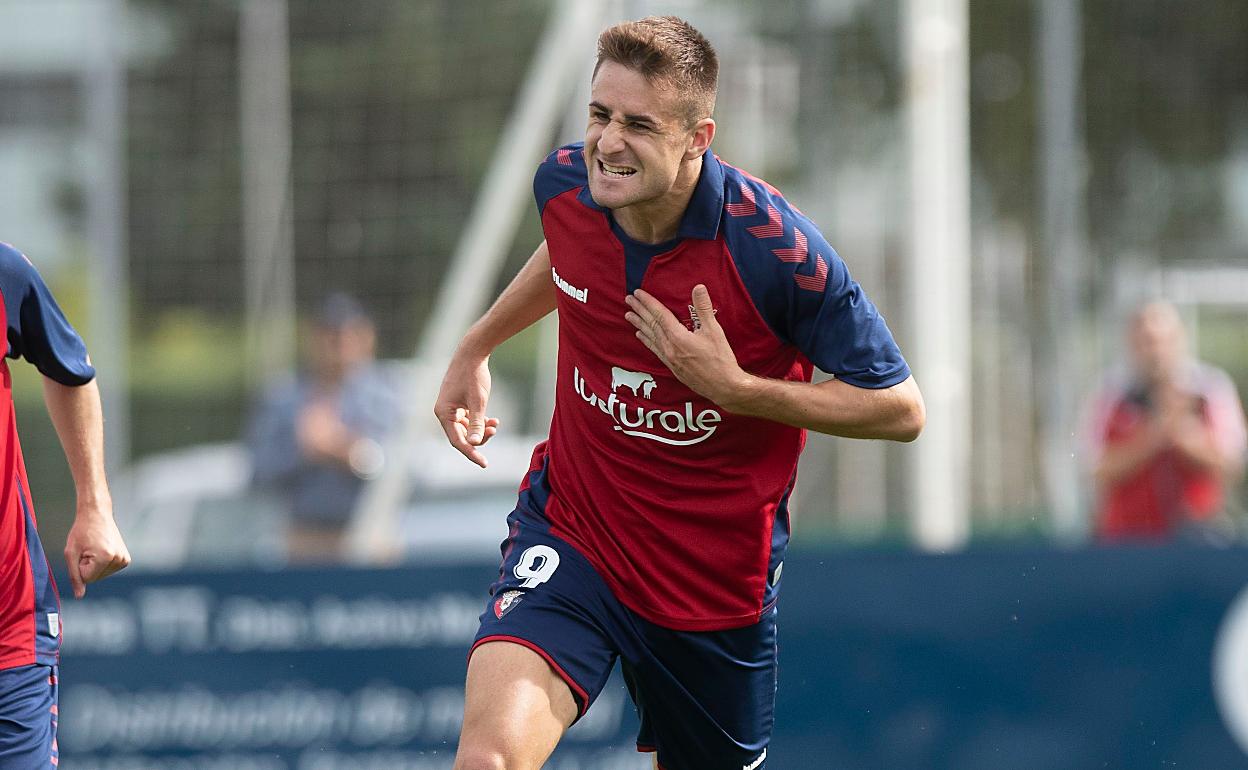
xmin=0 ymin=243 xmax=96 ymax=385
xmin=722 ymin=181 xmax=910 ymax=388
xmin=534 ymin=143 xmax=589 ymax=216
xmin=782 ymin=222 xmax=909 ymax=387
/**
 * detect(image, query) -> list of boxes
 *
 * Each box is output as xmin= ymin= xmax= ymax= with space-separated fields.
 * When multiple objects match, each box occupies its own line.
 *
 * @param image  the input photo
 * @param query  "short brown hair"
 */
xmin=594 ymin=16 xmax=718 ymax=124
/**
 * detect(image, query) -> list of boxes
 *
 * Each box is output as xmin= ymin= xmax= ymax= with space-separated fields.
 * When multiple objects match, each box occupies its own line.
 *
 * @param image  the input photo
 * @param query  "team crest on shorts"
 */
xmin=493 ymin=590 xmax=524 ymax=619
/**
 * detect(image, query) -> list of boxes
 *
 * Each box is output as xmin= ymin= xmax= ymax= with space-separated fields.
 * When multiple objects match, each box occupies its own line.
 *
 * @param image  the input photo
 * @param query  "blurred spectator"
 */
xmin=247 ymin=294 xmax=402 ymax=563
xmin=1081 ymin=300 xmax=1248 ymax=543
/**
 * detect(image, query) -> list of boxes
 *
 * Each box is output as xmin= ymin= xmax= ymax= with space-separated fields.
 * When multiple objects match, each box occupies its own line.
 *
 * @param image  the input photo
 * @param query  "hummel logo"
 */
xmin=552 ymin=267 xmax=588 ymax=303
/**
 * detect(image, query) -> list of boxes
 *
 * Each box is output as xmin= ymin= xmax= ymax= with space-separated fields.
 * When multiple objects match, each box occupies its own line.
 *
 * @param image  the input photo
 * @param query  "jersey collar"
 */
xmin=678 ymin=149 xmax=725 ymax=240
xmin=576 ymin=148 xmax=725 ymax=241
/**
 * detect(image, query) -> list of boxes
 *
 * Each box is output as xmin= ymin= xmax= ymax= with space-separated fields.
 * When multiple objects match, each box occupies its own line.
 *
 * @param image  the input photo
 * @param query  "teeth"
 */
xmin=601 ymin=161 xmax=636 ymax=177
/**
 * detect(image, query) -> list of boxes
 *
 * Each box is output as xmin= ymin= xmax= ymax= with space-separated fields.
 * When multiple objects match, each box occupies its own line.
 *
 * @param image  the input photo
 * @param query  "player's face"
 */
xmin=584 ymin=61 xmax=713 ymax=219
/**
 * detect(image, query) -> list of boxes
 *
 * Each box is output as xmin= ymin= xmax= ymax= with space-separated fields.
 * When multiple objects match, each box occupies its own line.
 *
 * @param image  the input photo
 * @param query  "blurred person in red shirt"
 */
xmin=1082 ymin=300 xmax=1247 ymax=542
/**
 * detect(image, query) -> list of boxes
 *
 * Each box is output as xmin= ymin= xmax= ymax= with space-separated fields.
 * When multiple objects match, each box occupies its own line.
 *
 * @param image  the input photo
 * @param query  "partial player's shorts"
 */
xmin=471 ymin=516 xmax=776 ymax=770
xmin=0 ymin=664 xmax=59 ymax=768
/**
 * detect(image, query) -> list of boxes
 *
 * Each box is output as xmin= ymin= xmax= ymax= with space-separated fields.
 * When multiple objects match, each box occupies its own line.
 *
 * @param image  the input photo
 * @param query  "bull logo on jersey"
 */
xmin=493 ymin=590 xmax=524 ymax=619
xmin=574 ymin=365 xmax=722 ymax=446
xmin=610 ymin=367 xmax=657 ymax=398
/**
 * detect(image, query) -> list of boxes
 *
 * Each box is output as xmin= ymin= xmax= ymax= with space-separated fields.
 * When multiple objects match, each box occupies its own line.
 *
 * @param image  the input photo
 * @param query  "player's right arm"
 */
xmin=435 ymin=240 xmax=557 ymax=467
xmin=43 ymin=376 xmax=130 ymax=598
xmin=0 ymin=243 xmax=130 ymax=596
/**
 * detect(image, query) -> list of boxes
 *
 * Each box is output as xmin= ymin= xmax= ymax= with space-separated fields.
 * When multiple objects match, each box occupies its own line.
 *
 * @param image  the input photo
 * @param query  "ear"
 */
xmin=684 ymin=118 xmax=715 ymax=161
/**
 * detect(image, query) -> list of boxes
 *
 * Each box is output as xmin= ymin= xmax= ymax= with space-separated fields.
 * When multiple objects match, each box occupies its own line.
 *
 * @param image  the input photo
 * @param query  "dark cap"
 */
xmin=314 ymin=292 xmax=371 ymax=329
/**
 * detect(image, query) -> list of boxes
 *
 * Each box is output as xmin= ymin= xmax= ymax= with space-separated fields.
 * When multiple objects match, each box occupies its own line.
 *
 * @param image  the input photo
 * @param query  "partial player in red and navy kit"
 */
xmin=0 ymin=242 xmax=130 ymax=768
xmin=435 ymin=17 xmax=924 ymax=770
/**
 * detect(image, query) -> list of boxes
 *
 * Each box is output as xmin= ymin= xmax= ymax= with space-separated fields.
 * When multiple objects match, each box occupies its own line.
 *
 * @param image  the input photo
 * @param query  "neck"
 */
xmin=612 ymin=155 xmax=703 ymax=244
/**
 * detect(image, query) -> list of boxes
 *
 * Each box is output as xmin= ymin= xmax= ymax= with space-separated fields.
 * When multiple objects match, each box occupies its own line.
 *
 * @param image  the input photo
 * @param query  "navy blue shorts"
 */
xmin=471 ymin=518 xmax=776 ymax=770
xmin=0 ymin=664 xmax=59 ymax=769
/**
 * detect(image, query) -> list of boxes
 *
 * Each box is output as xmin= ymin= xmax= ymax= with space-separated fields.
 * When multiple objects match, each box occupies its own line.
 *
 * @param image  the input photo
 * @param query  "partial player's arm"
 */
xmin=0 ymin=243 xmax=131 ymax=596
xmin=627 ymin=284 xmax=924 ymax=441
xmin=718 ymin=371 xmax=923 ymax=441
xmin=43 ymin=376 xmax=130 ymax=598
xmin=435 ymin=240 xmax=558 ymax=467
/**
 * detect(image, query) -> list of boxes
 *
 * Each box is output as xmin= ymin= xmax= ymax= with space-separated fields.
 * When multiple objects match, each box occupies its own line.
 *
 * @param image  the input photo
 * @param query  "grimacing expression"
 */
xmin=584 ymin=61 xmax=703 ymax=213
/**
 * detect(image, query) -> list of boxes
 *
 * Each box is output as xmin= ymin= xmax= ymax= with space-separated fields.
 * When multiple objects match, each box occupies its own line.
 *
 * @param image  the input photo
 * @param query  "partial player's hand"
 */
xmin=625 ymin=285 xmax=752 ymax=407
xmin=434 ymin=352 xmax=501 ymax=468
xmin=64 ymin=502 xmax=131 ymax=599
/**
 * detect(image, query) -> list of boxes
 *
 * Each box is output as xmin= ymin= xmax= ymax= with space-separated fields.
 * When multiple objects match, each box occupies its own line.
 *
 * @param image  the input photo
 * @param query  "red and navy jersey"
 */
xmin=0 ymin=242 xmax=95 ymax=670
xmin=516 ymin=144 xmax=909 ymax=631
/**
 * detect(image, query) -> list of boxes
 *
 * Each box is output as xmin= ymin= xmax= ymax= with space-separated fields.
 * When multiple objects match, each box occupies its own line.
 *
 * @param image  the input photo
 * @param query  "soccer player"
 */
xmin=0 ymin=242 xmax=130 ymax=767
xmin=435 ymin=17 xmax=924 ymax=770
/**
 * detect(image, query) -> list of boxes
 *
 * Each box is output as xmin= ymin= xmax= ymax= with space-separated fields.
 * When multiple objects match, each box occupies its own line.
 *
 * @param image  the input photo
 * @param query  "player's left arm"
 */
xmin=0 ymin=244 xmax=130 ymax=597
xmin=626 ymin=284 xmax=925 ymax=441
xmin=43 ymin=376 xmax=130 ymax=598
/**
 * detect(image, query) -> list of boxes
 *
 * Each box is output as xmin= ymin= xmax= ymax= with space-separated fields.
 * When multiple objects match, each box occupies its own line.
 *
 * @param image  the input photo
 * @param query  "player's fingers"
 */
xmin=437 ymin=411 xmax=488 ymax=467
xmin=624 ymin=291 xmax=663 ymax=325
xmin=80 ymin=551 xmax=126 ymax=587
xmin=438 ymin=409 xmax=465 ymax=440
xmin=439 ymin=411 xmax=472 ymax=451
xmin=467 ymin=412 xmax=488 ymax=445
xmin=463 ymin=444 xmax=489 ymax=468
xmin=632 ymin=289 xmax=684 ymax=335
xmin=624 ymin=311 xmax=650 ymax=338
xmin=475 ymin=417 xmax=501 ymax=446
xmin=463 ymin=387 xmax=492 ymax=443
xmin=103 ymin=548 xmax=131 ymax=577
xmin=93 ymin=561 xmax=127 ymax=583
xmin=691 ymin=284 xmax=720 ymax=332
xmin=452 ymin=427 xmax=488 ymax=467
xmin=65 ymin=547 xmax=86 ymax=599
xmin=81 ymin=552 xmax=111 ymax=582
xmin=623 ymin=296 xmax=652 ymax=332
xmin=625 ymin=306 xmax=669 ymax=349
xmin=635 ymin=330 xmax=666 ymax=363
xmin=626 ymin=289 xmax=660 ymax=319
